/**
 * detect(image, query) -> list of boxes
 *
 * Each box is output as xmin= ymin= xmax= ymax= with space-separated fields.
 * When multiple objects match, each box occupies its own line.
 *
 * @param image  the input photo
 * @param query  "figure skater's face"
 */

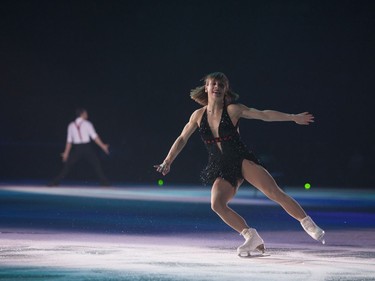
xmin=205 ymin=79 xmax=228 ymax=101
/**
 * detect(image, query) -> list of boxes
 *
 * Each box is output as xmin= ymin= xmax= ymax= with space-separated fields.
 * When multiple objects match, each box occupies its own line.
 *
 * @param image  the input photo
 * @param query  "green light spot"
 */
xmin=304 ymin=183 xmax=311 ymax=190
xmin=158 ymin=179 xmax=164 ymax=186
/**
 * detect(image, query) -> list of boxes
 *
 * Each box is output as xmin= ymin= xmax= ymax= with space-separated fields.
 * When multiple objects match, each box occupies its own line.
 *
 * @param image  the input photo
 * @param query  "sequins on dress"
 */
xmin=199 ymin=105 xmax=262 ymax=187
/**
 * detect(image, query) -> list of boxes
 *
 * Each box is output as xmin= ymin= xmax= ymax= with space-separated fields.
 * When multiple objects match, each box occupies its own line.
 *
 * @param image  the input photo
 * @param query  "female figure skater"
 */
xmin=154 ymin=72 xmax=325 ymax=256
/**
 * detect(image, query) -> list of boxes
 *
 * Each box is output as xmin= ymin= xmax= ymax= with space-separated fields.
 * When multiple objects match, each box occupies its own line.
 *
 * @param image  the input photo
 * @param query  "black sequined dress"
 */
xmin=199 ymin=105 xmax=262 ymax=187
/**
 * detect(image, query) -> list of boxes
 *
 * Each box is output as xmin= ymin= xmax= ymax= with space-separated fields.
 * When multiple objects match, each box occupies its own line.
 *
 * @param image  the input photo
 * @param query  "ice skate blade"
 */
xmin=317 ymin=230 xmax=326 ymax=244
xmin=256 ymin=244 xmax=265 ymax=253
xmin=237 ymin=244 xmax=265 ymax=257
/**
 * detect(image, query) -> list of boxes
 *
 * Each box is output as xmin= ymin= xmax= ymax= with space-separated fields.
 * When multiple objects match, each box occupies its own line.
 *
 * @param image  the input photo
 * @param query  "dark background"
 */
xmin=1 ymin=0 xmax=374 ymax=188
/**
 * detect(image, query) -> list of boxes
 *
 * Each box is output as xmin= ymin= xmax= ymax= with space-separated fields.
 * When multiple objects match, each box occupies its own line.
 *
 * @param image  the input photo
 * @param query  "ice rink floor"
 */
xmin=1 ymin=183 xmax=374 ymax=280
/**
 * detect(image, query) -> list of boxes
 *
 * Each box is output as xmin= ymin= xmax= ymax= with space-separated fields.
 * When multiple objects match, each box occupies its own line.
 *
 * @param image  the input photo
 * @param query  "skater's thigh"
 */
xmin=242 ymin=160 xmax=285 ymax=200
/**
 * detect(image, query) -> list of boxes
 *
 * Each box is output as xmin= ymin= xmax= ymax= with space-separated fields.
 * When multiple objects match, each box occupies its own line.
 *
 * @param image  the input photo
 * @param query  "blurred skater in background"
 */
xmin=48 ymin=108 xmax=110 ymax=187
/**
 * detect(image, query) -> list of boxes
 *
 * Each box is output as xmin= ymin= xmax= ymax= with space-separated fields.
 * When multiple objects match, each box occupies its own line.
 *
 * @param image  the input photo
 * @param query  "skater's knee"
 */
xmin=211 ymin=200 xmax=227 ymax=215
xmin=262 ymin=186 xmax=286 ymax=203
xmin=210 ymin=179 xmax=235 ymax=215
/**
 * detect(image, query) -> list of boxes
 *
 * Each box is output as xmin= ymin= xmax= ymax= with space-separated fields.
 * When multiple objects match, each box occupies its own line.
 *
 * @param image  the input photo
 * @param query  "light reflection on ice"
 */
xmin=1 ymin=231 xmax=374 ymax=281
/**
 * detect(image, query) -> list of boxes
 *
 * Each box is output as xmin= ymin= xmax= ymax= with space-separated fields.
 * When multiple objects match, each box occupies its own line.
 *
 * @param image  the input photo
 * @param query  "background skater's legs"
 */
xmin=49 ymin=146 xmax=82 ymax=186
xmin=83 ymin=145 xmax=109 ymax=186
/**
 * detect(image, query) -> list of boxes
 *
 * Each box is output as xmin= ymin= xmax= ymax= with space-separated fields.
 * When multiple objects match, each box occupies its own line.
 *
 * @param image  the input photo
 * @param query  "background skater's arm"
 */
xmin=86 ymin=121 xmax=110 ymax=155
xmin=94 ymin=136 xmax=110 ymax=155
xmin=154 ymin=110 xmax=200 ymax=176
xmin=61 ymin=142 xmax=72 ymax=162
xmin=237 ymin=104 xmax=314 ymax=125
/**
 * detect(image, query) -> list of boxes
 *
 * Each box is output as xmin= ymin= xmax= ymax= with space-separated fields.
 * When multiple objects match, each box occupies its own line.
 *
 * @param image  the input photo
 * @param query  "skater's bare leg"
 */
xmin=242 ymin=160 xmax=307 ymax=221
xmin=211 ymin=178 xmax=265 ymax=255
xmin=211 ymin=178 xmax=248 ymax=233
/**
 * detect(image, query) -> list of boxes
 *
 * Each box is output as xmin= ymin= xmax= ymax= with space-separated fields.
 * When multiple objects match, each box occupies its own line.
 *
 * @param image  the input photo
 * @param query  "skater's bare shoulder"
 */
xmin=177 ymin=108 xmax=204 ymax=140
xmin=190 ymin=107 xmax=206 ymax=127
xmin=226 ymin=103 xmax=248 ymax=125
xmin=227 ymin=103 xmax=245 ymax=116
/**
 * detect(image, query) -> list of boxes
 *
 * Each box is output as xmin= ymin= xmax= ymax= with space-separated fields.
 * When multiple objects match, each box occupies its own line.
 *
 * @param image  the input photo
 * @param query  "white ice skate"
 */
xmin=237 ymin=228 xmax=265 ymax=257
xmin=301 ymin=216 xmax=325 ymax=244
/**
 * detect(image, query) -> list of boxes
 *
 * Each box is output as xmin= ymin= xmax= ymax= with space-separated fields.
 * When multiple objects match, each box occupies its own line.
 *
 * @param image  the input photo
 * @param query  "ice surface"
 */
xmin=0 ymin=184 xmax=374 ymax=280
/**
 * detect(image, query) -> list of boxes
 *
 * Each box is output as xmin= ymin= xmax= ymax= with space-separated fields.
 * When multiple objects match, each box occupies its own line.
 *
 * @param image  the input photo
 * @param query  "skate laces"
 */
xmin=301 ymin=216 xmax=325 ymax=244
xmin=301 ymin=216 xmax=318 ymax=232
xmin=240 ymin=228 xmax=253 ymax=239
xmin=304 ymin=220 xmax=316 ymax=232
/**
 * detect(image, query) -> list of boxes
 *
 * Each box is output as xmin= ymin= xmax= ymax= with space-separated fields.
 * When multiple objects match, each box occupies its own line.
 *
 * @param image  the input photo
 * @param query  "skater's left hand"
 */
xmin=293 ymin=112 xmax=314 ymax=125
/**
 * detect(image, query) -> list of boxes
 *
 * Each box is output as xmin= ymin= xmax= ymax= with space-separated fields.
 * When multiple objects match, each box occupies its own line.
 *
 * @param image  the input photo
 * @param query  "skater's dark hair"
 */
xmin=75 ymin=107 xmax=87 ymax=117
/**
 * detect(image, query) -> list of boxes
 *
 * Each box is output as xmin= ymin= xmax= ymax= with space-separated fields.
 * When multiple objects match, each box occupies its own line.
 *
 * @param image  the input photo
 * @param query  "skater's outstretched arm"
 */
xmin=228 ymin=104 xmax=314 ymax=125
xmin=94 ymin=136 xmax=110 ymax=155
xmin=154 ymin=109 xmax=201 ymax=176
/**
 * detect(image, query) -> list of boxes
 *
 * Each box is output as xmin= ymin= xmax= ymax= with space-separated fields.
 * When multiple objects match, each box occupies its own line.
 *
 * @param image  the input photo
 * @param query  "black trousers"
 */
xmin=52 ymin=143 xmax=108 ymax=185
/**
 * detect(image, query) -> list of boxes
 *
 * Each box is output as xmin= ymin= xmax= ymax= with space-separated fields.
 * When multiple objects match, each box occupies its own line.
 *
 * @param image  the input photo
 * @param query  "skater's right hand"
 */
xmin=102 ymin=144 xmax=110 ymax=155
xmin=154 ymin=161 xmax=170 ymax=176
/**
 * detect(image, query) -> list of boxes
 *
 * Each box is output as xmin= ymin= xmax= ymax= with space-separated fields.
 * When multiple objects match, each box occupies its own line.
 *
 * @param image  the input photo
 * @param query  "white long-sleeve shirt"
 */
xmin=66 ymin=117 xmax=98 ymax=144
